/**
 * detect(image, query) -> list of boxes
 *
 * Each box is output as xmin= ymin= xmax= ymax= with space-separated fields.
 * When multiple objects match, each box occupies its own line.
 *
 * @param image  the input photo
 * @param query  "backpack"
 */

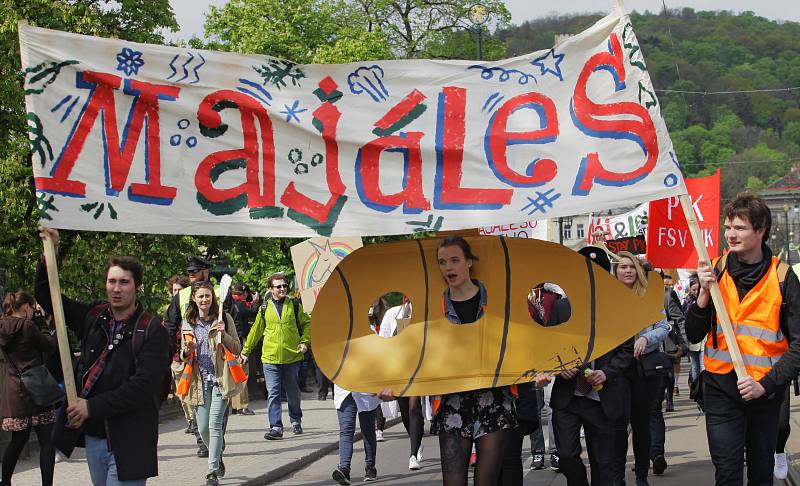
xmin=86 ymin=304 xmax=172 ymax=403
xmin=709 ymin=253 xmax=791 ymax=349
xmin=260 ymin=298 xmax=304 ymax=338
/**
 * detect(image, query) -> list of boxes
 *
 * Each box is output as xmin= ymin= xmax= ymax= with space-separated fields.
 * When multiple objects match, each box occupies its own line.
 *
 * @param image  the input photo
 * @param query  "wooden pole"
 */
xmin=679 ymin=195 xmax=748 ymax=379
xmin=41 ymin=234 xmax=78 ymax=406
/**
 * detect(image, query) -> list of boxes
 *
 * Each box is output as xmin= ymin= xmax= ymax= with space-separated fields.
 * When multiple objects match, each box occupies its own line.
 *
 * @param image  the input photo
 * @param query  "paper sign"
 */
xmin=587 ymin=202 xmax=648 ymax=244
xmin=646 ymin=171 xmax=720 ymax=268
xmin=479 ymin=220 xmax=548 ymax=240
xmin=19 ymin=9 xmax=685 ymax=237
xmin=290 ymin=237 xmax=363 ymax=311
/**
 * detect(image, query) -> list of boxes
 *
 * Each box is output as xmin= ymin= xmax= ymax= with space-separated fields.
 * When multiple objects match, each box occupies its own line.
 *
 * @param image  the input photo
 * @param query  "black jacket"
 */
xmin=35 ymin=261 xmax=168 ymax=481
xmin=550 ymin=337 xmax=635 ymax=421
xmin=663 ymin=290 xmax=688 ymax=356
xmin=685 ymin=252 xmax=800 ymax=398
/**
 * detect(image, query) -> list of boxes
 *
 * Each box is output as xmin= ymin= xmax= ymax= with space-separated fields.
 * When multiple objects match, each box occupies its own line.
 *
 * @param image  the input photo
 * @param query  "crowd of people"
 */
xmin=1 ymin=192 xmax=799 ymax=486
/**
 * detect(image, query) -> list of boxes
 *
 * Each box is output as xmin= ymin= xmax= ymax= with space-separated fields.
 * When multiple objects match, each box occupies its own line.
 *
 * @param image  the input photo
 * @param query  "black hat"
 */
xmin=233 ymin=282 xmax=250 ymax=293
xmin=578 ymin=246 xmax=612 ymax=273
xmin=186 ymin=256 xmax=211 ymax=272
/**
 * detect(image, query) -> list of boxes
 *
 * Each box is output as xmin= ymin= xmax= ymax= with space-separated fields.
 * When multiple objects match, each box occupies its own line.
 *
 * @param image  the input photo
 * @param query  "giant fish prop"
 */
xmin=312 ymin=236 xmax=664 ymax=396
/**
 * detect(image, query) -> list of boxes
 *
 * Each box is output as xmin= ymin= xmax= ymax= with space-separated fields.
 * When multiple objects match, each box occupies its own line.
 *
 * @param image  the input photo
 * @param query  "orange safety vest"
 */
xmin=176 ymin=324 xmax=247 ymax=397
xmin=704 ymin=256 xmax=788 ymax=381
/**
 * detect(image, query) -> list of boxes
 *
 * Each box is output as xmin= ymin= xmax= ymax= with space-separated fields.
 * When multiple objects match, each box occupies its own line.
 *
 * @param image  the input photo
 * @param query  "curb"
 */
xmin=243 ymin=416 xmax=404 ymax=486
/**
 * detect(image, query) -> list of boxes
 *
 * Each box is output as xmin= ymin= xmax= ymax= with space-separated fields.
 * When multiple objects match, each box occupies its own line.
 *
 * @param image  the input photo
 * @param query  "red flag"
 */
xmin=646 ymin=170 xmax=720 ymax=269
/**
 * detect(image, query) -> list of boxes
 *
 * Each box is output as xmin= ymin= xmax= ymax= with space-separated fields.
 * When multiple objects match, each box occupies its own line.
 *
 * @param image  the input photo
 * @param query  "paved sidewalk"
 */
xmin=8 ymin=390 xmax=383 ymax=486
xmin=782 ymin=391 xmax=800 ymax=485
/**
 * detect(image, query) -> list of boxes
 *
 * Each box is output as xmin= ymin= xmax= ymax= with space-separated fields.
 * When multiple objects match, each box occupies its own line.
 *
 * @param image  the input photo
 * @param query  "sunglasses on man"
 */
xmin=272 ymin=284 xmax=289 ymax=289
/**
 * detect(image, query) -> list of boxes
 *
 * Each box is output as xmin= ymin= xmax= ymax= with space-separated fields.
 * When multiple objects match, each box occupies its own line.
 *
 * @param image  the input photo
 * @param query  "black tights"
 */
xmin=1 ymin=423 xmax=55 ymax=486
xmin=398 ymin=396 xmax=424 ymax=457
xmin=439 ymin=429 xmax=512 ymax=486
xmin=777 ymin=387 xmax=791 ymax=453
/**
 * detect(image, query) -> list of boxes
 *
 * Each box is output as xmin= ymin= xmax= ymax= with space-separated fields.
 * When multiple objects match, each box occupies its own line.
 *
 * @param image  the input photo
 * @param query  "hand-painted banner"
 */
xmin=586 ymin=202 xmax=648 ymax=244
xmin=479 ymin=220 xmax=548 ymax=240
xmin=646 ymin=171 xmax=720 ymax=269
xmin=19 ymin=8 xmax=685 ymax=237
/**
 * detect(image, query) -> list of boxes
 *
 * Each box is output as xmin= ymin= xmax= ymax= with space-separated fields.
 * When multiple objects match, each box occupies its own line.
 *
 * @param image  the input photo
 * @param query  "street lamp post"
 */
xmin=468 ymin=3 xmax=488 ymax=61
xmin=785 ymin=203 xmax=791 ymax=264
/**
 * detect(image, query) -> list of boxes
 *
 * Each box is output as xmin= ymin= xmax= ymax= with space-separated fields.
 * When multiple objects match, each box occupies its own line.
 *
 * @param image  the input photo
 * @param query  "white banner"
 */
xmin=479 ymin=220 xmax=548 ymax=240
xmin=20 ymin=9 xmax=685 ymax=237
xmin=587 ymin=202 xmax=649 ymax=244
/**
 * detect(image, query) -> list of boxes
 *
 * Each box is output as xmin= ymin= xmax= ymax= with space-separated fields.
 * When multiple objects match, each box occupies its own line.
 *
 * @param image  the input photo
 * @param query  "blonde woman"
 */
xmin=176 ymin=281 xmax=244 ymax=486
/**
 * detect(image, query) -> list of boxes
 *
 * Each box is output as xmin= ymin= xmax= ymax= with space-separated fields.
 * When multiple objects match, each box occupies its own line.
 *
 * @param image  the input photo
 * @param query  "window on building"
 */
xmin=577 ymin=224 xmax=585 ymax=240
xmin=563 ymin=227 xmax=572 ymax=240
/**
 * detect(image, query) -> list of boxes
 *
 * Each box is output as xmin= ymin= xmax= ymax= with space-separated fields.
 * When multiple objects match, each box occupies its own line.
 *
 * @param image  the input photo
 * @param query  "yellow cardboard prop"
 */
xmin=312 ymin=236 xmax=664 ymax=396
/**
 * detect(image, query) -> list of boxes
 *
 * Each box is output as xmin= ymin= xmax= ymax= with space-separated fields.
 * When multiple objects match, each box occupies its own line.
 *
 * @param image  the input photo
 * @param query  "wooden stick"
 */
xmin=42 ymin=234 xmax=78 ymax=406
xmin=679 ymin=195 xmax=748 ymax=378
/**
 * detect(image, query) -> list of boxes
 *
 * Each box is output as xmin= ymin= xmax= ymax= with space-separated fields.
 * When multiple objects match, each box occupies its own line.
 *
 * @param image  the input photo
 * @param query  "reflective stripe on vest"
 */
xmin=704 ymin=256 xmax=788 ymax=380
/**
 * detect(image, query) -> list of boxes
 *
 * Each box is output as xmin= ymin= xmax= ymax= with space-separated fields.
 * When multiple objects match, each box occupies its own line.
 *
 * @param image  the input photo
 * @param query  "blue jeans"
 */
xmin=529 ymin=388 xmax=556 ymax=453
xmin=689 ymin=350 xmax=704 ymax=382
xmin=264 ymin=362 xmax=302 ymax=430
xmin=196 ymin=381 xmax=229 ymax=473
xmin=704 ymin=383 xmax=781 ymax=486
xmin=85 ymin=435 xmax=146 ymax=486
xmin=337 ymin=394 xmax=377 ymax=472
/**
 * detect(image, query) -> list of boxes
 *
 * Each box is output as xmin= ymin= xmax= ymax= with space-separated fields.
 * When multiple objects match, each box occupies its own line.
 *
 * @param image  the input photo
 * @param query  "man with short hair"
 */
xmin=687 ymin=193 xmax=800 ymax=485
xmin=35 ymin=227 xmax=169 ymax=485
xmin=241 ymin=272 xmax=310 ymax=439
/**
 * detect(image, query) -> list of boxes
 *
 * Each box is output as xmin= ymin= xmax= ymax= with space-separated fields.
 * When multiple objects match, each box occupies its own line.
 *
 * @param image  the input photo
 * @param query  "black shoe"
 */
xmin=292 ymin=423 xmax=303 ymax=434
xmin=197 ymin=446 xmax=209 ymax=458
xmin=652 ymin=454 xmax=667 ymax=475
xmin=240 ymin=408 xmax=255 ymax=416
xmin=218 ymin=457 xmax=226 ymax=477
xmin=665 ymin=399 xmax=674 ymax=412
xmin=300 ymin=386 xmax=314 ymax=393
xmin=332 ymin=467 xmax=351 ymax=485
xmin=205 ymin=472 xmax=219 ymax=486
xmin=185 ymin=419 xmax=195 ymax=434
xmin=231 ymin=408 xmax=239 ymax=415
xmin=550 ymin=452 xmax=560 ymax=471
xmin=635 ymin=475 xmax=650 ymax=486
xmin=264 ymin=428 xmax=283 ymax=440
xmin=318 ymin=393 xmax=327 ymax=401
xmin=364 ymin=466 xmax=378 ymax=481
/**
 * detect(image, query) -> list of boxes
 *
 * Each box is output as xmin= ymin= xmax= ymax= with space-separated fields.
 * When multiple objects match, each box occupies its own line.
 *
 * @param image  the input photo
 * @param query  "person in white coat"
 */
xmin=332 ymin=385 xmax=381 ymax=485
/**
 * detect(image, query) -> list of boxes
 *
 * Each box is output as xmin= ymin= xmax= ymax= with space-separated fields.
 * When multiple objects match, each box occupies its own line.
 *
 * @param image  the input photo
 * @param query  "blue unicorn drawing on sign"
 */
xmin=309 ymin=239 xmax=342 ymax=285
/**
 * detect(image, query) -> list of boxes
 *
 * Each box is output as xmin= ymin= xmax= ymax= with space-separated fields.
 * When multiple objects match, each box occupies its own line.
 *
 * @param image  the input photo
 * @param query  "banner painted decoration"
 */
xmin=587 ymin=202 xmax=648 ymax=244
xmin=479 ymin=220 xmax=548 ymax=240
xmin=646 ymin=170 xmax=721 ymax=269
xmin=290 ymin=236 xmax=363 ymax=312
xmin=19 ymin=9 xmax=685 ymax=237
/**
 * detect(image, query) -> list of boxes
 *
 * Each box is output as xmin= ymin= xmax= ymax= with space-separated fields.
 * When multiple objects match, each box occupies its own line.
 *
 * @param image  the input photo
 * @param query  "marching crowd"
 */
xmin=1 ymin=192 xmax=799 ymax=486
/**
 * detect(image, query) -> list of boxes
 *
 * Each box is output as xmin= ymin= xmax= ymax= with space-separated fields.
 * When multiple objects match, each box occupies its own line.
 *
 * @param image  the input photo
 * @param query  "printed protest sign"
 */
xmin=20 ymin=8 xmax=685 ymax=237
xmin=290 ymin=237 xmax=362 ymax=311
xmin=479 ymin=220 xmax=548 ymax=240
xmin=586 ymin=203 xmax=648 ymax=244
xmin=646 ymin=171 xmax=720 ymax=269
xmin=606 ymin=234 xmax=647 ymax=255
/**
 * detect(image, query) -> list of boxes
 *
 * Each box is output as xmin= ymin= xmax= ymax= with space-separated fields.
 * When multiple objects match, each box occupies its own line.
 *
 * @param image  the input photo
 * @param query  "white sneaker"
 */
xmin=416 ymin=443 xmax=424 ymax=461
xmin=409 ymin=455 xmax=421 ymax=470
xmin=55 ymin=450 xmax=67 ymax=463
xmin=375 ymin=430 xmax=384 ymax=442
xmin=775 ymin=452 xmax=788 ymax=480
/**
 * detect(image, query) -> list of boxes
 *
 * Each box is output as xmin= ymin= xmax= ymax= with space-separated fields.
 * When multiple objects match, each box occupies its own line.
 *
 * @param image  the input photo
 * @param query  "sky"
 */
xmin=167 ymin=0 xmax=800 ymax=42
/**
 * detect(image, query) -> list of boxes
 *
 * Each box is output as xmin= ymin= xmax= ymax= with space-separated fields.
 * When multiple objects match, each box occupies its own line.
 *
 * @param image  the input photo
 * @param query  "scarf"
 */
xmin=725 ymin=244 xmax=773 ymax=300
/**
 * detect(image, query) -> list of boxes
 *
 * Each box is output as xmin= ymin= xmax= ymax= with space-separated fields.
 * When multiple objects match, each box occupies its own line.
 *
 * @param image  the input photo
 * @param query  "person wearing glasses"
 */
xmin=241 ymin=272 xmax=311 ymax=440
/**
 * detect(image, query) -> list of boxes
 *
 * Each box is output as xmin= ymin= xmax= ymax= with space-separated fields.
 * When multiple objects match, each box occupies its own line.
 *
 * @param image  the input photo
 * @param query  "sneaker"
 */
xmin=292 ymin=423 xmax=303 ymax=434
xmin=550 ymin=452 xmax=560 ymax=471
xmin=55 ymin=450 xmax=68 ymax=463
xmin=264 ymin=428 xmax=283 ymax=440
xmin=318 ymin=392 xmax=328 ymax=401
xmin=205 ymin=472 xmax=219 ymax=486
xmin=409 ymin=455 xmax=421 ymax=470
xmin=197 ymin=445 xmax=209 ymax=458
xmin=240 ymin=408 xmax=255 ymax=416
xmin=231 ymin=408 xmax=239 ymax=415
xmin=775 ymin=452 xmax=789 ymax=480
xmin=530 ymin=452 xmax=545 ymax=470
xmin=652 ymin=454 xmax=667 ymax=475
xmin=469 ymin=451 xmax=477 ymax=467
xmin=673 ymin=386 xmax=680 ymax=396
xmin=364 ymin=466 xmax=378 ymax=481
xmin=375 ymin=429 xmax=384 ymax=442
xmin=332 ymin=467 xmax=351 ymax=485
xmin=218 ymin=456 xmax=226 ymax=478
xmin=416 ymin=443 xmax=424 ymax=461
xmin=635 ymin=475 xmax=650 ymax=486
xmin=185 ymin=419 xmax=196 ymax=434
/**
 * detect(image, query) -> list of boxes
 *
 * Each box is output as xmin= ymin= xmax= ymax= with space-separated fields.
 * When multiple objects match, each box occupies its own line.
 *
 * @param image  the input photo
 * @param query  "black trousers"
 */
xmin=649 ymin=375 xmax=667 ymax=457
xmin=613 ymin=373 xmax=661 ymax=479
xmin=553 ymin=396 xmax=617 ymax=486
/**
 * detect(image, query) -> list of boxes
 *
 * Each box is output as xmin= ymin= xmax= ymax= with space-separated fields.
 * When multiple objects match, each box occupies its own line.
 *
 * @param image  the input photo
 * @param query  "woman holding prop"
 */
xmin=176 ymin=281 xmax=245 ymax=486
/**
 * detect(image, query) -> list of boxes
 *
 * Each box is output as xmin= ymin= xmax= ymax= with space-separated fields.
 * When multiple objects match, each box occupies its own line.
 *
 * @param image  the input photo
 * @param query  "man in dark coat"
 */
xmin=35 ymin=227 xmax=169 ymax=484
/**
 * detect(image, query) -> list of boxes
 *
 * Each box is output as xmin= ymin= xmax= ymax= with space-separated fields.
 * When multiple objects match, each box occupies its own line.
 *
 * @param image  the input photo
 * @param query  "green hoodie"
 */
xmin=242 ymin=298 xmax=310 ymax=365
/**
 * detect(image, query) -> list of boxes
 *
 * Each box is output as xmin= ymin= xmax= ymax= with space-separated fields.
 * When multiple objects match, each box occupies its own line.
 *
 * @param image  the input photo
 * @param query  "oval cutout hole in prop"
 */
xmin=368 ymin=292 xmax=412 ymax=337
xmin=527 ymin=283 xmax=571 ymax=327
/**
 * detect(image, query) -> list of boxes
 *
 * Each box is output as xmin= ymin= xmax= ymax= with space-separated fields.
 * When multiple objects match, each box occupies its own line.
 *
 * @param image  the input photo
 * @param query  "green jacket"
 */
xmin=242 ymin=298 xmax=310 ymax=365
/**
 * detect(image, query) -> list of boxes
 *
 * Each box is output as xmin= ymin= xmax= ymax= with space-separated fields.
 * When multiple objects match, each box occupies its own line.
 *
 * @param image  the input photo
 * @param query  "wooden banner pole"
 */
xmin=679 ymin=195 xmax=748 ymax=379
xmin=42 ymin=233 xmax=78 ymax=406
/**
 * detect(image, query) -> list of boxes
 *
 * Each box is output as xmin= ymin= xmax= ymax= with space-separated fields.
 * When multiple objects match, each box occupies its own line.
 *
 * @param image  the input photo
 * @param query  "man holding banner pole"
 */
xmin=686 ymin=193 xmax=800 ymax=485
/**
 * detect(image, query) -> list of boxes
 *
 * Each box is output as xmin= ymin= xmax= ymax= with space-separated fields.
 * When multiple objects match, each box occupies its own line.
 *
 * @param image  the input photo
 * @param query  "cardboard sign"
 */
xmin=312 ymin=237 xmax=664 ymax=396
xmin=587 ymin=202 xmax=648 ymax=244
xmin=19 ymin=8 xmax=685 ymax=237
xmin=290 ymin=237 xmax=363 ymax=312
xmin=647 ymin=171 xmax=720 ymax=268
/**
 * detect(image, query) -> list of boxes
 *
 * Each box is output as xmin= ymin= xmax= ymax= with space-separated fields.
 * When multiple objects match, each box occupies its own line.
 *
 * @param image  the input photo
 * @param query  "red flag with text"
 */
xmin=646 ymin=170 xmax=720 ymax=269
